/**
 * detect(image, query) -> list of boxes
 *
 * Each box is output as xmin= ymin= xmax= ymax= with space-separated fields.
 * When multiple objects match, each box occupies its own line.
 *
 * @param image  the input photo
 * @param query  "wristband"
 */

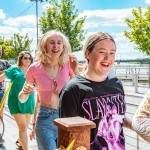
xmin=32 ymin=123 xmax=35 ymax=126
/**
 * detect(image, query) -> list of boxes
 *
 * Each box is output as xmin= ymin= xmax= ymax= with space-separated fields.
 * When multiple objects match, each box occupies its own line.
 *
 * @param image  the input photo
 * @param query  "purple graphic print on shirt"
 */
xmin=81 ymin=93 xmax=126 ymax=150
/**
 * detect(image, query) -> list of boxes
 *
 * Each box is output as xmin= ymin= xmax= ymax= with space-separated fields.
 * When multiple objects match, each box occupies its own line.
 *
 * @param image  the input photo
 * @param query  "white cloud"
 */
xmin=21 ymin=28 xmax=36 ymax=37
xmin=145 ymin=0 xmax=150 ymax=4
xmin=3 ymin=15 xmax=36 ymax=27
xmin=0 ymin=12 xmax=43 ymax=52
xmin=0 ymin=26 xmax=19 ymax=39
xmin=112 ymin=32 xmax=146 ymax=59
xmin=78 ymin=8 xmax=134 ymax=29
xmin=0 ymin=9 xmax=6 ymax=19
xmin=21 ymin=27 xmax=43 ymax=51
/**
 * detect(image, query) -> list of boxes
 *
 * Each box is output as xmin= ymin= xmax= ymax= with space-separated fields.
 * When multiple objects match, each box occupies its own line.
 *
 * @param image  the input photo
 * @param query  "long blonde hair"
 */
xmin=36 ymin=30 xmax=71 ymax=66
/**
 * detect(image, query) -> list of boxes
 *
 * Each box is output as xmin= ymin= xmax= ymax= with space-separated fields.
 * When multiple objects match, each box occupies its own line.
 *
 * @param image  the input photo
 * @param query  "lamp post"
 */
xmin=30 ymin=0 xmax=49 ymax=46
xmin=36 ymin=0 xmax=38 ymax=46
xmin=30 ymin=0 xmax=40 ymax=46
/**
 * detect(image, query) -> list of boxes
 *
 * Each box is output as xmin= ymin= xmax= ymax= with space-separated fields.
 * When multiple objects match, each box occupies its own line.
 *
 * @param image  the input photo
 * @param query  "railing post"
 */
xmin=131 ymin=68 xmax=135 ymax=86
xmin=133 ymin=74 xmax=138 ymax=93
xmin=54 ymin=116 xmax=96 ymax=150
xmin=136 ymin=133 xmax=139 ymax=150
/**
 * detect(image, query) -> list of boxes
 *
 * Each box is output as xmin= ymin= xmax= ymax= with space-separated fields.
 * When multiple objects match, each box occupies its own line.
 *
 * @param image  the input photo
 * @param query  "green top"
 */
xmin=4 ymin=66 xmax=35 ymax=115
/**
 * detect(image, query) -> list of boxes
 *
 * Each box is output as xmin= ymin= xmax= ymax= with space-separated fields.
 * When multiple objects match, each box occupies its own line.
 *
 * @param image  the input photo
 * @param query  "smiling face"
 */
xmin=86 ymin=39 xmax=116 ymax=76
xmin=21 ymin=53 xmax=32 ymax=67
xmin=46 ymin=35 xmax=64 ymax=59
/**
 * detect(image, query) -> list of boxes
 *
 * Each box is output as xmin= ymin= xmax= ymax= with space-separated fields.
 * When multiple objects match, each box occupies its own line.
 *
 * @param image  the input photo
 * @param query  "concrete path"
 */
xmin=0 ymin=110 xmax=37 ymax=150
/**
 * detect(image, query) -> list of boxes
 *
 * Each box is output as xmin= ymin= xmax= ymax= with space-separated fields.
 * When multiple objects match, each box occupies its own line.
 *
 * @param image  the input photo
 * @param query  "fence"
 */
xmin=114 ymin=64 xmax=150 ymax=92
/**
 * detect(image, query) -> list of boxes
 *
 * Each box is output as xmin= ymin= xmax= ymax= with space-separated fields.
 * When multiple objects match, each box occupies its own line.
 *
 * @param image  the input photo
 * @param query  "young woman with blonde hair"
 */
xmin=19 ymin=30 xmax=78 ymax=150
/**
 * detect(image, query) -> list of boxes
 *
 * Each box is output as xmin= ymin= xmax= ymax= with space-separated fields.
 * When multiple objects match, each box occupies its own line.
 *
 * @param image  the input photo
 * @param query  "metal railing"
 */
xmin=115 ymin=64 xmax=150 ymax=92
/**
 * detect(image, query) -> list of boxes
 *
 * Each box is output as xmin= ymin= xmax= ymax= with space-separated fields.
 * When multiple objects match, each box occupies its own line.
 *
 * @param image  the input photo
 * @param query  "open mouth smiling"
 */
xmin=52 ymin=50 xmax=59 ymax=53
xmin=101 ymin=63 xmax=109 ymax=67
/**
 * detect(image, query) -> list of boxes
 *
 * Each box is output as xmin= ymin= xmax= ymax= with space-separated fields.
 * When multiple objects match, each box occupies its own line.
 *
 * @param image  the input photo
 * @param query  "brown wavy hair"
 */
xmin=17 ymin=51 xmax=33 ymax=67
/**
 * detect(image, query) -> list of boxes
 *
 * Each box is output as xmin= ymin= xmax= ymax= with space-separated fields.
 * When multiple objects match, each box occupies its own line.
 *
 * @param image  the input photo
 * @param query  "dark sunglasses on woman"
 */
xmin=23 ymin=57 xmax=31 ymax=60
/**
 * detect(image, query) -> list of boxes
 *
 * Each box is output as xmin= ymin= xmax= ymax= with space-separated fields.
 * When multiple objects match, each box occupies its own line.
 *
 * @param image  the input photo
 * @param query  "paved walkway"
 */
xmin=0 ymin=82 xmax=149 ymax=150
xmin=0 ymin=110 xmax=37 ymax=150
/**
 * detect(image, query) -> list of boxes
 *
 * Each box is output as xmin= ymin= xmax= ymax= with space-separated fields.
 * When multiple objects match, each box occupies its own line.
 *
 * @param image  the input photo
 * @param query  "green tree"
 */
xmin=124 ymin=7 xmax=150 ymax=56
xmin=0 ymin=38 xmax=13 ymax=60
xmin=39 ymin=0 xmax=86 ymax=52
xmin=0 ymin=33 xmax=32 ymax=60
xmin=10 ymin=33 xmax=33 ymax=60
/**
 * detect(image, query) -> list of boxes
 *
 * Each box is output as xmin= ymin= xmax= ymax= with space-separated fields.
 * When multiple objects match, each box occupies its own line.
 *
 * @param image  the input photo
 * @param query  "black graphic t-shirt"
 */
xmin=0 ymin=60 xmax=11 ymax=90
xmin=59 ymin=74 xmax=126 ymax=150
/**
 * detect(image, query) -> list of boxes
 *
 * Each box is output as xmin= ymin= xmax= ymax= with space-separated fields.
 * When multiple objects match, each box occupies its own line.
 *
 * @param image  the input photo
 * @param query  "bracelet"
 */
xmin=32 ymin=123 xmax=35 ymax=126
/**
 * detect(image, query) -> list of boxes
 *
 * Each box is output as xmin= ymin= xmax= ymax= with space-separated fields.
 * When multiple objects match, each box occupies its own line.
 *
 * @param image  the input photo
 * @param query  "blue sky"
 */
xmin=0 ymin=0 xmax=150 ymax=60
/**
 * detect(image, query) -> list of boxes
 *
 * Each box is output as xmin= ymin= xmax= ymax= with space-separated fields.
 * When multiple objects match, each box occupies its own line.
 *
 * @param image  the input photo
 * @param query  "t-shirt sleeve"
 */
xmin=25 ymin=65 xmax=35 ymax=83
xmin=4 ymin=67 xmax=15 ymax=79
xmin=59 ymin=84 xmax=80 ymax=118
xmin=109 ymin=77 xmax=125 ymax=95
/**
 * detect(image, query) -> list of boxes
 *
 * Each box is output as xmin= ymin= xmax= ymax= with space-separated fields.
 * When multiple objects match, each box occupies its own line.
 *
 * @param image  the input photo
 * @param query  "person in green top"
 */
xmin=0 ymin=51 xmax=35 ymax=150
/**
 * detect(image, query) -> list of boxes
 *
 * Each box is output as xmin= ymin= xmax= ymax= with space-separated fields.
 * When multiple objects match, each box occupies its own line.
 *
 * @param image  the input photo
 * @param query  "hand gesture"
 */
xmin=22 ymin=83 xmax=34 ymax=94
xmin=69 ymin=53 xmax=79 ymax=75
xmin=29 ymin=127 xmax=35 ymax=141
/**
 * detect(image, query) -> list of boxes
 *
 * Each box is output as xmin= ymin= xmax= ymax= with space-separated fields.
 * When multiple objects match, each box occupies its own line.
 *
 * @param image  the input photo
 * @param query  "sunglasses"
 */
xmin=23 ymin=57 xmax=32 ymax=60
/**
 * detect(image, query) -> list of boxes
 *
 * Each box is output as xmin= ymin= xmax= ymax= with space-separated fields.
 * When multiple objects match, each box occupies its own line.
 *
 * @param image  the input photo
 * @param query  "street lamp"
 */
xmin=36 ymin=0 xmax=38 ymax=46
xmin=30 ymin=0 xmax=48 ymax=46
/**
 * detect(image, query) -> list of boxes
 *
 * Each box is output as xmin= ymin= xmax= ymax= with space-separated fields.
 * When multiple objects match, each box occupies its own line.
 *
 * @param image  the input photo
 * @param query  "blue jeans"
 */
xmin=0 ymin=92 xmax=4 ymax=102
xmin=35 ymin=106 xmax=59 ymax=150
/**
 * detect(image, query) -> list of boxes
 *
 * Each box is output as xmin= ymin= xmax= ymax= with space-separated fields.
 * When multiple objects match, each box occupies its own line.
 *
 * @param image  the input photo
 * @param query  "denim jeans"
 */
xmin=35 ymin=106 xmax=59 ymax=150
xmin=0 ymin=92 xmax=4 ymax=102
